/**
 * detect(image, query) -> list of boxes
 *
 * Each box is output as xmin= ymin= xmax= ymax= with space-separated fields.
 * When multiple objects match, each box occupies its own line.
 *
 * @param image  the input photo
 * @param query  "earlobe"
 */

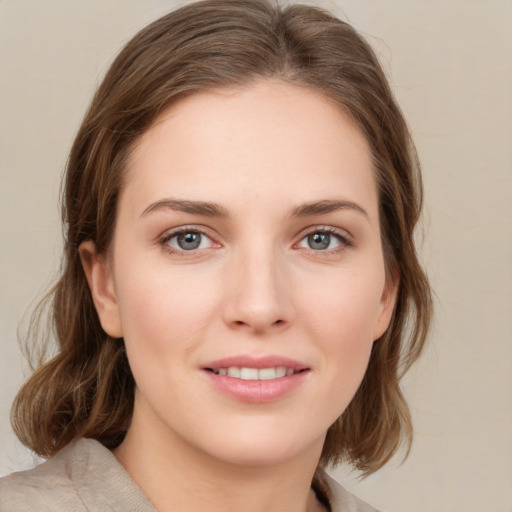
xmin=79 ymin=241 xmax=123 ymax=338
xmin=373 ymin=275 xmax=399 ymax=341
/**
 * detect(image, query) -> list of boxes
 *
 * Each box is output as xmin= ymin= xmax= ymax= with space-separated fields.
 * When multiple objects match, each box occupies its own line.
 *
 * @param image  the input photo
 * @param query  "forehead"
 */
xmin=122 ymin=79 xmax=377 ymax=218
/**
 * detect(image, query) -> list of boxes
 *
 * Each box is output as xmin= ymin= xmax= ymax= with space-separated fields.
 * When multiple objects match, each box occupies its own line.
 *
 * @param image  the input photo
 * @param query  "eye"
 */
xmin=161 ymin=228 xmax=215 ymax=253
xmin=297 ymin=228 xmax=351 ymax=251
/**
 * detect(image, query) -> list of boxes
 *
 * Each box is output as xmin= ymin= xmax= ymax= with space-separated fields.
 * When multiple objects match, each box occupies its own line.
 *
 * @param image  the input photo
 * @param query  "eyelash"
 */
xmin=159 ymin=226 xmax=216 ymax=257
xmin=158 ymin=226 xmax=353 ymax=257
xmin=296 ymin=227 xmax=353 ymax=254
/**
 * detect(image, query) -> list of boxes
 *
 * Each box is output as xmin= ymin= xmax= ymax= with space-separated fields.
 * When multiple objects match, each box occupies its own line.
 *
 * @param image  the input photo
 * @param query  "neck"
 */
xmin=113 ymin=392 xmax=326 ymax=512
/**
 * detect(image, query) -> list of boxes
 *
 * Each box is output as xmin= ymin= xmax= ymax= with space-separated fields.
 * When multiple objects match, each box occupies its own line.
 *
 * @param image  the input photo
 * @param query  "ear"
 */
xmin=373 ymin=273 xmax=399 ymax=341
xmin=79 ymin=240 xmax=123 ymax=338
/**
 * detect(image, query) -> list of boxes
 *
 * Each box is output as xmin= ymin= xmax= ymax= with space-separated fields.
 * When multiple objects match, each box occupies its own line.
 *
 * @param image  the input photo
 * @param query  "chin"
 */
xmin=207 ymin=442 xmax=313 ymax=468
xmin=192 ymin=419 xmax=326 ymax=468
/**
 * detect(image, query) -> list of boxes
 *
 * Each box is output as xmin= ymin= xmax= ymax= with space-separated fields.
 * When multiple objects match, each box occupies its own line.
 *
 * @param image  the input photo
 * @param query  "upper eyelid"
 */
xmin=293 ymin=227 xmax=354 ymax=253
xmin=159 ymin=225 xmax=215 ymax=241
xmin=296 ymin=225 xmax=353 ymax=241
xmin=157 ymin=224 xmax=353 ymax=248
xmin=158 ymin=226 xmax=217 ymax=251
xmin=159 ymin=227 xmax=219 ymax=256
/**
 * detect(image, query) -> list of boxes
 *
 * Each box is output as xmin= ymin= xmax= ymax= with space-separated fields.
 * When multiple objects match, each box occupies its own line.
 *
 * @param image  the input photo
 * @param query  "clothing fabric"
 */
xmin=0 ymin=438 xmax=380 ymax=511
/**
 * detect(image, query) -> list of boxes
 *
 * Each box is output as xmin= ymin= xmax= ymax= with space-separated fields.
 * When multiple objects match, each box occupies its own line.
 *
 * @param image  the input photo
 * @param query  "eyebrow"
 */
xmin=140 ymin=198 xmax=368 ymax=220
xmin=288 ymin=199 xmax=369 ymax=219
xmin=140 ymin=198 xmax=230 ymax=218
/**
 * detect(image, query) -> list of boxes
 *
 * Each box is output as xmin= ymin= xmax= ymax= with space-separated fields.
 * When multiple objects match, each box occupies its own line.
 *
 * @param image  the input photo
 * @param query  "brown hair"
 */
xmin=12 ymin=0 xmax=432 ymax=476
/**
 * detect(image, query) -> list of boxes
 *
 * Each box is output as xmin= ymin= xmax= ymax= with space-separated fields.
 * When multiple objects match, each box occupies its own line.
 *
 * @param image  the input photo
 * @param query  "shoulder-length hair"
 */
xmin=12 ymin=0 xmax=432 ymax=476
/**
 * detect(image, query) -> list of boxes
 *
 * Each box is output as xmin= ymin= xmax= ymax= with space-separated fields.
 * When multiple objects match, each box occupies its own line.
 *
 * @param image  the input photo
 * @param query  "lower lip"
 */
xmin=203 ymin=370 xmax=310 ymax=403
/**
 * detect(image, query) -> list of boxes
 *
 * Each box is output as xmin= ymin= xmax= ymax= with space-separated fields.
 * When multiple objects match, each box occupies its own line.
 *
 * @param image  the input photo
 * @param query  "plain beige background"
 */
xmin=1 ymin=1 xmax=511 ymax=511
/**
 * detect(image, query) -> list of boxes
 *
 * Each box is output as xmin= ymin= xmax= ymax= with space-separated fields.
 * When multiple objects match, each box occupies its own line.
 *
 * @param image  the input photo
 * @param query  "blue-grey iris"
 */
xmin=308 ymin=232 xmax=330 ymax=250
xmin=177 ymin=232 xmax=202 ymax=250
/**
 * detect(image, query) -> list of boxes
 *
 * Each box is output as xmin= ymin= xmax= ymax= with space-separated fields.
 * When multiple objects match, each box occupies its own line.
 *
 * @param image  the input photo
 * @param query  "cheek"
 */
xmin=300 ymin=267 xmax=385 ymax=343
xmin=113 ymin=261 xmax=221 ymax=364
xmin=297 ymin=269 xmax=384 ymax=400
xmin=113 ymin=267 xmax=223 ymax=418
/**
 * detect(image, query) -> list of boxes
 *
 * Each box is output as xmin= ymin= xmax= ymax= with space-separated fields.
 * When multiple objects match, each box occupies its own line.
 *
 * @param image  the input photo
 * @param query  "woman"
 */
xmin=1 ymin=1 xmax=432 ymax=511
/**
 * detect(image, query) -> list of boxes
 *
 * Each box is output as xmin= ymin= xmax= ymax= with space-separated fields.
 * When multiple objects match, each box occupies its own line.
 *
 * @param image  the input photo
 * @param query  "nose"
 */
xmin=222 ymin=246 xmax=294 ymax=335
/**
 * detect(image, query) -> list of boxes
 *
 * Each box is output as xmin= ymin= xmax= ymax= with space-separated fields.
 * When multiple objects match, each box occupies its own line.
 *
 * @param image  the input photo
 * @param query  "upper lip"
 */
xmin=201 ymin=355 xmax=309 ymax=372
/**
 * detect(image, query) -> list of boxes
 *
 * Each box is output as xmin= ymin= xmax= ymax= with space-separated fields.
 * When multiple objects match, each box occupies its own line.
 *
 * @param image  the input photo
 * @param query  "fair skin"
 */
xmin=80 ymin=79 xmax=396 ymax=512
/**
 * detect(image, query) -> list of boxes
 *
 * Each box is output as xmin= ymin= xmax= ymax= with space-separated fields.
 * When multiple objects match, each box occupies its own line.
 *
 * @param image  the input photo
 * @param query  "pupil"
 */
xmin=308 ymin=232 xmax=330 ymax=250
xmin=178 ymin=232 xmax=201 ymax=250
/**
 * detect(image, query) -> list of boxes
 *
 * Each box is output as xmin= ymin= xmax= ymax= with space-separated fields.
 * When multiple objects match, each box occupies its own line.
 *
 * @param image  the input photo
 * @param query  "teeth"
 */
xmin=276 ymin=366 xmax=287 ymax=378
xmin=213 ymin=366 xmax=296 ymax=380
xmin=258 ymin=368 xmax=276 ymax=380
xmin=227 ymin=367 xmax=241 ymax=378
xmin=241 ymin=368 xmax=259 ymax=380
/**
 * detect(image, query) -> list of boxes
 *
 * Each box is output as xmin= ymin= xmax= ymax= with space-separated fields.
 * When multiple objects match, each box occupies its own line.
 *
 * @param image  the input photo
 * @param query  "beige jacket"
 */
xmin=0 ymin=439 xmax=380 ymax=511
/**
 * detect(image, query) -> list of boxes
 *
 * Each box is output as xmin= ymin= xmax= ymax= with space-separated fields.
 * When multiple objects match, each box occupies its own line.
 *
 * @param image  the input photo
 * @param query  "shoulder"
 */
xmin=0 ymin=440 xmax=87 ymax=511
xmin=0 ymin=439 xmax=154 ymax=512
xmin=321 ymin=470 xmax=382 ymax=512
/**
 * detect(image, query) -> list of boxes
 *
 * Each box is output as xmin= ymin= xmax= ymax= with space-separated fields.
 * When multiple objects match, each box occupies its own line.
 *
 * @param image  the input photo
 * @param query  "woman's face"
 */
xmin=85 ymin=79 xmax=396 ymax=467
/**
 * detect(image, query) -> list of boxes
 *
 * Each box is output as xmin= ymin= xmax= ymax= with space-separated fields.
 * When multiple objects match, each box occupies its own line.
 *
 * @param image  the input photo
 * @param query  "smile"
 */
xmin=209 ymin=366 xmax=297 ymax=380
xmin=202 ymin=356 xmax=310 ymax=403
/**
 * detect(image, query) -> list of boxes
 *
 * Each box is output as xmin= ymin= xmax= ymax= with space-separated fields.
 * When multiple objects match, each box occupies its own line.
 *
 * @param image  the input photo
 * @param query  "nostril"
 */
xmin=231 ymin=319 xmax=285 ymax=329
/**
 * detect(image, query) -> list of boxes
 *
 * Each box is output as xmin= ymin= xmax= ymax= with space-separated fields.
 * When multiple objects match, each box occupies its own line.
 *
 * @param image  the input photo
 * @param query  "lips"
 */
xmin=201 ymin=356 xmax=310 ymax=403
xmin=211 ymin=366 xmax=295 ymax=380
